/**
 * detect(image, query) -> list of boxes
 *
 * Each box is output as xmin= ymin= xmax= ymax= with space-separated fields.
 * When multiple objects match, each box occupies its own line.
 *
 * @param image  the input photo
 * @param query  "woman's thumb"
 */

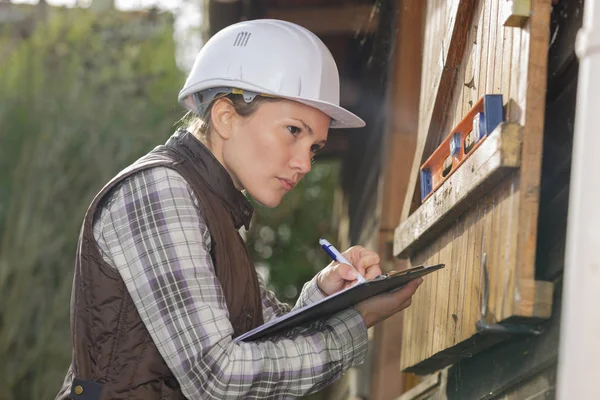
xmin=339 ymin=263 xmax=358 ymax=280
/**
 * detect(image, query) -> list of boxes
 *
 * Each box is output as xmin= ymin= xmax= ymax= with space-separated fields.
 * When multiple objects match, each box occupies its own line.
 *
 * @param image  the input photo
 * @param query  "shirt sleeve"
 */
xmin=259 ymin=270 xmax=327 ymax=322
xmin=93 ymin=166 xmax=368 ymax=400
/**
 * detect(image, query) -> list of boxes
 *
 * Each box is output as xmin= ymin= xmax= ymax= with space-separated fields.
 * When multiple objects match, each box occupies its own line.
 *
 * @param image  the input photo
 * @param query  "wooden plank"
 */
xmin=507 ymin=27 xmax=522 ymax=122
xmin=488 ymin=184 xmax=502 ymax=323
xmin=469 ymin=1 xmax=484 ymax=110
xmin=400 ymin=0 xmax=477 ymax=221
xmin=397 ymin=0 xmax=554 ymax=376
xmin=517 ymin=280 xmax=554 ymax=319
xmin=492 ymin=3 xmax=503 ymax=95
xmin=477 ymin=0 xmax=492 ymax=97
xmin=430 ymin=235 xmax=443 ymax=356
xmin=501 ymin=178 xmax=518 ymax=319
xmin=441 ymin=225 xmax=455 ymax=352
xmin=501 ymin=15 xmax=513 ymax=104
xmin=485 ymin=0 xmax=499 ymax=94
xmin=399 ymin=176 xmax=553 ymax=374
xmin=439 ymin=231 xmax=452 ymax=354
xmin=513 ymin=0 xmax=552 ymax=317
xmin=462 ymin=208 xmax=477 ymax=343
xmin=493 ymin=181 xmax=510 ymax=321
xmin=460 ymin=5 xmax=480 ymax=123
xmin=394 ymin=123 xmax=522 ymax=258
xmin=410 ymin=249 xmax=431 ymax=365
xmin=464 ymin=197 xmax=483 ymax=334
xmin=264 ymin=4 xmax=378 ymax=35
xmin=420 ymin=244 xmax=435 ymax=364
xmin=452 ymin=214 xmax=468 ymax=346
xmin=432 ymin=231 xmax=445 ymax=355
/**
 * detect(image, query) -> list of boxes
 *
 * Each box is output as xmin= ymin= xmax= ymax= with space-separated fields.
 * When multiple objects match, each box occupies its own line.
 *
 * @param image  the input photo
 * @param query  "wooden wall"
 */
xmin=394 ymin=0 xmax=553 ymax=373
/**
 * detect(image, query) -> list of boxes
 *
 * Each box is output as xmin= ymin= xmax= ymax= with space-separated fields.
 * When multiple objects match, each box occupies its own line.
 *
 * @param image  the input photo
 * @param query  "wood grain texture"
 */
xmin=395 ymin=0 xmax=553 ymax=373
xmin=401 ymin=0 xmax=477 ymax=221
xmin=394 ymin=123 xmax=522 ymax=258
xmin=400 ymin=176 xmax=521 ymax=371
xmin=513 ymin=0 xmax=551 ymax=316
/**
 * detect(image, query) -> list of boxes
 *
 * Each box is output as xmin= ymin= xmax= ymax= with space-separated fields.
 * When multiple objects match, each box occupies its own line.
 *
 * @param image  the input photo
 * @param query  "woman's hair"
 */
xmin=183 ymin=93 xmax=280 ymax=147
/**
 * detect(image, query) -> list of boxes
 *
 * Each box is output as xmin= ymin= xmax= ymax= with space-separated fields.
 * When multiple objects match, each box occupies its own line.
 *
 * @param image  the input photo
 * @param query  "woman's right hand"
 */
xmin=354 ymin=278 xmax=423 ymax=328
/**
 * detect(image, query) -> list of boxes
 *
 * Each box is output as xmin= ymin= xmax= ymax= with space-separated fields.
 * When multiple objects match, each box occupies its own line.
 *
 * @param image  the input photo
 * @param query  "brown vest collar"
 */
xmin=166 ymin=130 xmax=253 ymax=230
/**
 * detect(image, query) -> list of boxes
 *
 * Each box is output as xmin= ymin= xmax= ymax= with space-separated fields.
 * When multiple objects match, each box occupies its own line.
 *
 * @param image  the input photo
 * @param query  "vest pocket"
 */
xmin=69 ymin=378 xmax=103 ymax=400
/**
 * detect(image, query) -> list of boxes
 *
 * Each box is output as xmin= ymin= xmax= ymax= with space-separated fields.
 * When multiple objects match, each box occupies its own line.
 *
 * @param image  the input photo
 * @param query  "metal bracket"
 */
xmin=476 ymin=253 xmax=543 ymax=335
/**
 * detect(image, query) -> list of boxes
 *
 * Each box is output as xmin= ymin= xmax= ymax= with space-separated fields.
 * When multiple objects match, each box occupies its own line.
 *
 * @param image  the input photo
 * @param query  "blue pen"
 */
xmin=319 ymin=238 xmax=367 ymax=283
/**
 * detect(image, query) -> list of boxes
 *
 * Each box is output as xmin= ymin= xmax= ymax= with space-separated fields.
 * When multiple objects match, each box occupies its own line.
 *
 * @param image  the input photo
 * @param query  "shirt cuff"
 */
xmin=294 ymin=273 xmax=327 ymax=310
xmin=327 ymin=308 xmax=369 ymax=370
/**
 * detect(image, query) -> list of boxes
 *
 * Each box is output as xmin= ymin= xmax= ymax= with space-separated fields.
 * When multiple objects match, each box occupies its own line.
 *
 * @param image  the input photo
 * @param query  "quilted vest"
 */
xmin=56 ymin=130 xmax=264 ymax=399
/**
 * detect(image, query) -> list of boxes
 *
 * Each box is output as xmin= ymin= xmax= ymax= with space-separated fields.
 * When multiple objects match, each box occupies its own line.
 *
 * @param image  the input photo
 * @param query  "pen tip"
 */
xmin=318 ymin=238 xmax=327 ymax=245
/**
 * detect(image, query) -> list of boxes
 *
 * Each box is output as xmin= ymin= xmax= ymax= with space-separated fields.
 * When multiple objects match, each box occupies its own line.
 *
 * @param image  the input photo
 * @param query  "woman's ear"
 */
xmin=210 ymin=98 xmax=236 ymax=140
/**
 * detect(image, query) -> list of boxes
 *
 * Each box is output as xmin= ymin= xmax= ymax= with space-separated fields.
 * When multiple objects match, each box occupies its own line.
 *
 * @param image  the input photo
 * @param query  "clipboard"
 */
xmin=235 ymin=263 xmax=445 ymax=342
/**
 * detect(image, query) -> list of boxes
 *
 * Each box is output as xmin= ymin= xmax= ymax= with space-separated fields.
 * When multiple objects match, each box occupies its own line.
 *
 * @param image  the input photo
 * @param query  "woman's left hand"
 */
xmin=316 ymin=246 xmax=382 ymax=296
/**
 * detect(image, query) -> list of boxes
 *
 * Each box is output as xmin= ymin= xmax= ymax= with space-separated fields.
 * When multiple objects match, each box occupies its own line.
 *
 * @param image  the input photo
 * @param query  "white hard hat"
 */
xmin=178 ymin=19 xmax=365 ymax=129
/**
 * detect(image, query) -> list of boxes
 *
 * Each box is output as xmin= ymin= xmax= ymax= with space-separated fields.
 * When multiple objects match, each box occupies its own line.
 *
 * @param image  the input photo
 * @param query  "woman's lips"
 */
xmin=278 ymin=178 xmax=295 ymax=191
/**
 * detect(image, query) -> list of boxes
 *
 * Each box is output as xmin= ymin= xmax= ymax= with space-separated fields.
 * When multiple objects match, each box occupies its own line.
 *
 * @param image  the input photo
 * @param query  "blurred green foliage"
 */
xmin=0 ymin=5 xmax=340 ymax=399
xmin=0 ymin=7 xmax=183 ymax=399
xmin=248 ymin=162 xmax=341 ymax=303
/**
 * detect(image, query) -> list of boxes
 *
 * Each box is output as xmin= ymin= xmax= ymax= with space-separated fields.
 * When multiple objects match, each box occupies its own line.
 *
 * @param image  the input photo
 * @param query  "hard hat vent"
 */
xmin=233 ymin=32 xmax=252 ymax=47
xmin=178 ymin=19 xmax=366 ymax=129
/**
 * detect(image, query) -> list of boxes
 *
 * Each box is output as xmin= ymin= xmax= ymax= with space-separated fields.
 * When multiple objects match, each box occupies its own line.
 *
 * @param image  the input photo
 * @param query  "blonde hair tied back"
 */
xmin=183 ymin=92 xmax=279 ymax=148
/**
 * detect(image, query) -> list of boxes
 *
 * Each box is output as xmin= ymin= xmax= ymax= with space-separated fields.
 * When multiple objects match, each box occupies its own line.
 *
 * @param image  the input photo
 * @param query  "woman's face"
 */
xmin=220 ymin=98 xmax=330 ymax=208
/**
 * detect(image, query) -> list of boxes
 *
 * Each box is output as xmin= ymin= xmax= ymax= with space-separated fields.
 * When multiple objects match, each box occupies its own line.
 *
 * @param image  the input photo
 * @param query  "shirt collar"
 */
xmin=165 ymin=130 xmax=254 ymax=230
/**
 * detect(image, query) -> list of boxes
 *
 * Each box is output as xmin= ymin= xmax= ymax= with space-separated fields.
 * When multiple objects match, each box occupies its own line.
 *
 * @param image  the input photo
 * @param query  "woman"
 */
xmin=56 ymin=19 xmax=422 ymax=399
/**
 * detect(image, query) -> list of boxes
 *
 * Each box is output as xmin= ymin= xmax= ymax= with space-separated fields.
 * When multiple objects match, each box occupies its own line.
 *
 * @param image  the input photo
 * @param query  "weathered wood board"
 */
xmin=393 ymin=0 xmax=553 ymax=374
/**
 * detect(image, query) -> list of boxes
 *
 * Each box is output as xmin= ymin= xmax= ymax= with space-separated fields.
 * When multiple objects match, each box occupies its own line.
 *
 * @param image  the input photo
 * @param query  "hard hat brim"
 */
xmin=179 ymin=82 xmax=365 ymax=130
xmin=282 ymin=96 xmax=366 ymax=129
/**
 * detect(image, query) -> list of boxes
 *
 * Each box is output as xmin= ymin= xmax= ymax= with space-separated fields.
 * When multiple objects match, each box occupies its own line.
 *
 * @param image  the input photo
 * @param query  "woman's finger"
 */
xmin=355 ymin=253 xmax=380 ymax=271
xmin=343 ymin=246 xmax=365 ymax=265
xmin=364 ymin=265 xmax=382 ymax=280
xmin=354 ymin=253 xmax=381 ymax=280
xmin=398 ymin=297 xmax=413 ymax=311
xmin=327 ymin=262 xmax=358 ymax=283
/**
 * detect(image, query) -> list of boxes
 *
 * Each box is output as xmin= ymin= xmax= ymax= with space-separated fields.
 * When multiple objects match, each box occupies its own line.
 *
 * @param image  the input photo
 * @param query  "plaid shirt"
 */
xmin=93 ymin=166 xmax=368 ymax=399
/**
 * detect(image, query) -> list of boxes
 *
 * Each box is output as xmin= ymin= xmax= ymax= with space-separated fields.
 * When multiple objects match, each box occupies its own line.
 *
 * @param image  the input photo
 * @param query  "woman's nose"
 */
xmin=290 ymin=150 xmax=312 ymax=174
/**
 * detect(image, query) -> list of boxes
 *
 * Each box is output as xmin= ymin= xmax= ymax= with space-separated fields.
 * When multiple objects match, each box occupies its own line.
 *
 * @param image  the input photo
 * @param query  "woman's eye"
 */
xmin=310 ymin=144 xmax=323 ymax=154
xmin=287 ymin=126 xmax=301 ymax=136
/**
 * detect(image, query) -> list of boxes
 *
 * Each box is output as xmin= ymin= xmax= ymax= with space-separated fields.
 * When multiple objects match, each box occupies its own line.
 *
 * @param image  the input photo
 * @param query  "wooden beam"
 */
xmin=513 ymin=0 xmax=551 ymax=316
xmin=394 ymin=123 xmax=522 ymax=258
xmin=265 ymin=4 xmax=378 ymax=35
xmin=369 ymin=1 xmax=425 ymax=399
xmin=392 ymin=0 xmax=553 ymax=375
xmin=400 ymin=0 xmax=477 ymax=222
xmin=379 ymin=0 xmax=424 ymax=235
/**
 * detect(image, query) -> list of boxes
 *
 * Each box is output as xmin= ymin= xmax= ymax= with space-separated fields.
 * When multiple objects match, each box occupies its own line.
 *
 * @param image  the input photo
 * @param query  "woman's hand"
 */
xmin=354 ymin=278 xmax=423 ymax=328
xmin=316 ymin=246 xmax=382 ymax=296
